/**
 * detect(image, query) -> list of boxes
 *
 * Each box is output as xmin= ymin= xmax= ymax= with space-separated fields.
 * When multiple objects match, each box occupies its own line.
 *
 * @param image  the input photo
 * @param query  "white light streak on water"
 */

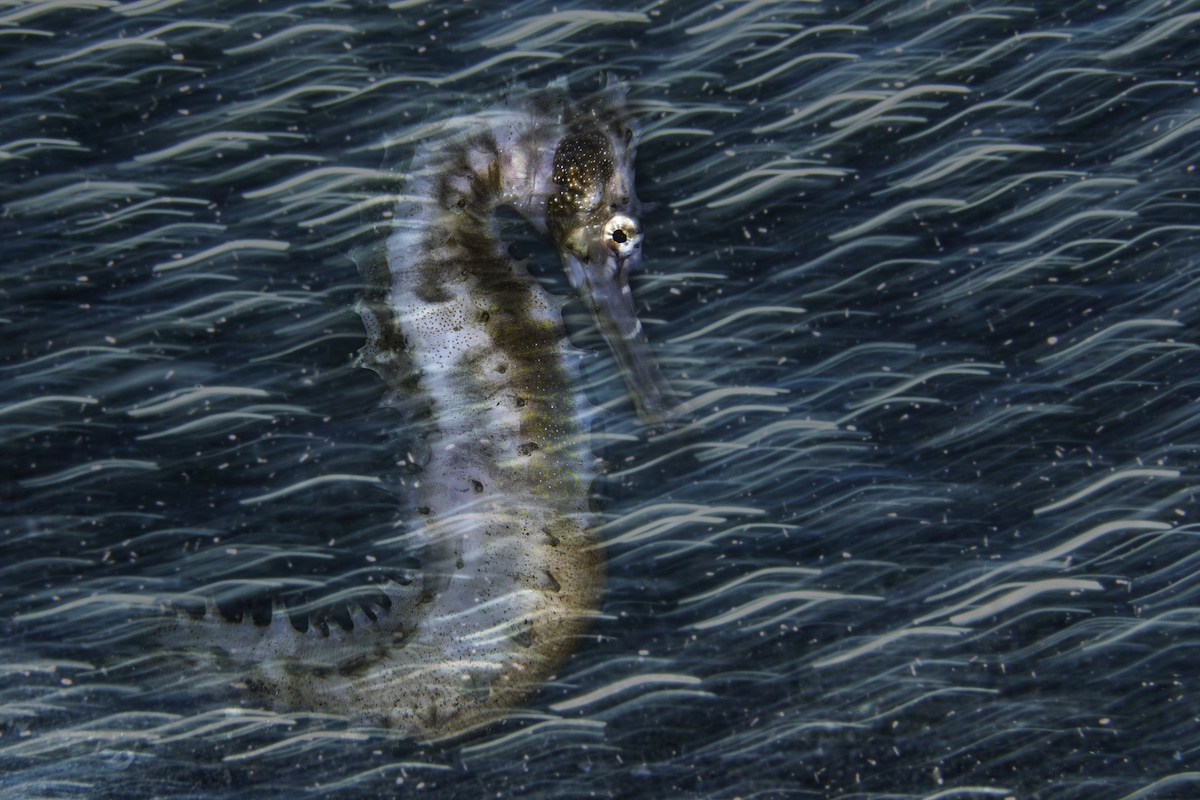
xmin=151 ymin=240 xmax=290 ymax=273
xmin=1033 ymin=469 xmax=1181 ymax=516
xmin=478 ymin=11 xmax=649 ymax=49
xmin=239 ymin=474 xmax=385 ymax=505
xmin=549 ymin=673 xmax=703 ymax=712
xmin=813 ymin=626 xmax=966 ymax=668
xmin=687 ymin=590 xmax=881 ymax=630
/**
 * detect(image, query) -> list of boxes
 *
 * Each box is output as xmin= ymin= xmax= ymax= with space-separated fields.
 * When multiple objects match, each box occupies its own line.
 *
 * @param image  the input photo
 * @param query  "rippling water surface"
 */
xmin=3 ymin=1 xmax=1200 ymax=798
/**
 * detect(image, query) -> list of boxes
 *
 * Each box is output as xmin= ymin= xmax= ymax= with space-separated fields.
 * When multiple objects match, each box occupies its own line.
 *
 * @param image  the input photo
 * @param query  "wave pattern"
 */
xmin=3 ymin=0 xmax=1200 ymax=798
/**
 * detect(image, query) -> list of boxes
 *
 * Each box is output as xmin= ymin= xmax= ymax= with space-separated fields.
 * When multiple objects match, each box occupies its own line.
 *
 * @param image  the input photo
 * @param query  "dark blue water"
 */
xmin=3 ymin=1 xmax=1200 ymax=797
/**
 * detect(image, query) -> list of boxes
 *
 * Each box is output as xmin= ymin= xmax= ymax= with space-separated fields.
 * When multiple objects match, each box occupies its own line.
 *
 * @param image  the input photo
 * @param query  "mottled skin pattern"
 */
xmin=163 ymin=84 xmax=670 ymax=742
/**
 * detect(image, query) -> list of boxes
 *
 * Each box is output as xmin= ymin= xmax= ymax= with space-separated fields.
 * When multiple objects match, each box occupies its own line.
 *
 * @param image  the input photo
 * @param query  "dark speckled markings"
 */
xmin=164 ymin=82 xmax=673 ymax=742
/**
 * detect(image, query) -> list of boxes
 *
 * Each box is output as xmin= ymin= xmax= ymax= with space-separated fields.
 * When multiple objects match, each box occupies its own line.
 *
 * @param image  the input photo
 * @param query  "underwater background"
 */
xmin=3 ymin=0 xmax=1200 ymax=797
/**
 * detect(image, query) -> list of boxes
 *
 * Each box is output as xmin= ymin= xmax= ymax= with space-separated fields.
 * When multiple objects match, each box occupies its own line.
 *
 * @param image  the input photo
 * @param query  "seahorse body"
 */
xmin=163 ymin=82 xmax=674 ymax=742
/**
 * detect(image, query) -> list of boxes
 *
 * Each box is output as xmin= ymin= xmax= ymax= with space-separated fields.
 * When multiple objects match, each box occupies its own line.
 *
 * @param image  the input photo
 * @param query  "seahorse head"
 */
xmin=547 ymin=98 xmax=677 ymax=425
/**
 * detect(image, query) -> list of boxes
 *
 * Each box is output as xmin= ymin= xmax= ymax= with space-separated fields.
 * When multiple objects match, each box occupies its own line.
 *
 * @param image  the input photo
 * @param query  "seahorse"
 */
xmin=162 ymin=81 xmax=676 ymax=742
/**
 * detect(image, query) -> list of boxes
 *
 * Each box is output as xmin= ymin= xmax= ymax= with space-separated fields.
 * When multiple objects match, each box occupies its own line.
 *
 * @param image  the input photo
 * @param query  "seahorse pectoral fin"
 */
xmin=561 ymin=244 xmax=678 ymax=426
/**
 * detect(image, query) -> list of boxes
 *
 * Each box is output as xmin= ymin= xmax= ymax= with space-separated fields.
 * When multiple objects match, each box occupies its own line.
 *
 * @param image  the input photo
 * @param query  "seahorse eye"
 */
xmin=604 ymin=213 xmax=641 ymax=259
